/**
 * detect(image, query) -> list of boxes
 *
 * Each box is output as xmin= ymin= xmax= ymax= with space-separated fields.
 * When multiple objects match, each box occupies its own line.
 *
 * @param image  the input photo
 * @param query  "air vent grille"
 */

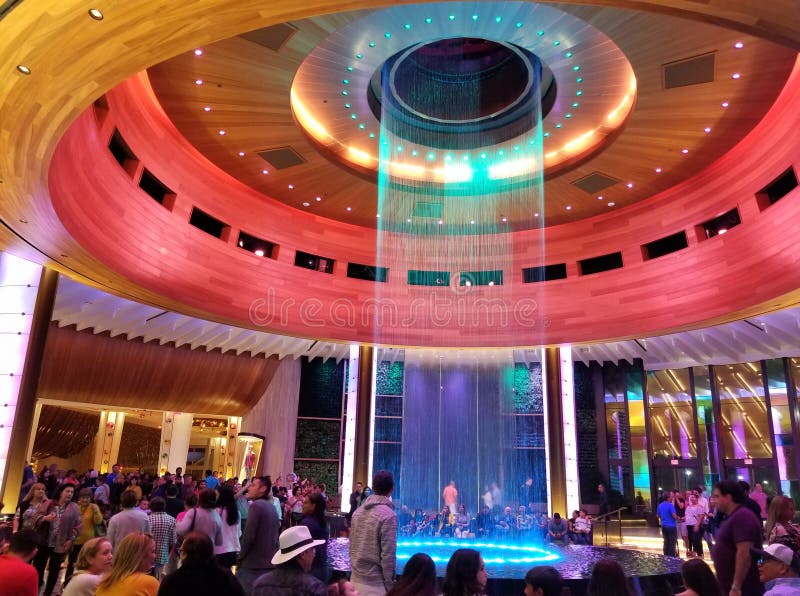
xmin=572 ymin=172 xmax=620 ymax=194
xmin=258 ymin=147 xmax=306 ymax=170
xmin=663 ymin=53 xmax=715 ymax=89
xmin=239 ymin=23 xmax=298 ymax=51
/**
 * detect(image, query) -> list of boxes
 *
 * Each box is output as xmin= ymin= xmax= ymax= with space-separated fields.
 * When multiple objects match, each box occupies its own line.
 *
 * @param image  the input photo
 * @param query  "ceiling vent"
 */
xmin=663 ymin=53 xmax=715 ymax=89
xmin=572 ymin=172 xmax=620 ymax=194
xmin=258 ymin=147 xmax=306 ymax=170
xmin=239 ymin=23 xmax=298 ymax=52
xmin=412 ymin=201 xmax=443 ymax=218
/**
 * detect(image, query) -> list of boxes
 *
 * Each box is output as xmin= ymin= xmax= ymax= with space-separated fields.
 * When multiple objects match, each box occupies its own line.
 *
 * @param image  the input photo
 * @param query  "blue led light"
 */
xmin=342 ymin=90 xmax=349 ymax=96
xmin=513 ymin=145 xmax=520 ymax=151
xmin=516 ymin=22 xmax=523 ymax=28
xmin=576 ymin=90 xmax=583 ymax=96
xmin=576 ymin=76 xmax=583 ymax=83
xmin=346 ymin=66 xmax=354 ymax=72
xmin=472 ymin=14 xmax=479 ymax=21
xmin=342 ymin=79 xmax=350 ymax=85
xmin=368 ymin=41 xmax=376 ymax=47
xmin=404 ymin=23 xmax=411 ymax=29
xmin=356 ymin=53 xmax=363 ymax=59
xmin=369 ymin=133 xmax=376 ymax=138
xmin=555 ymin=123 xmax=562 ymax=128
xmin=344 ymin=103 xmax=351 ymax=108
xmin=543 ymin=132 xmax=550 ymax=138
xmin=495 ymin=16 xmax=502 ymax=23
xmin=565 ymin=51 xmax=573 ymax=58
xmin=573 ymin=65 xmax=581 ymax=71
xmin=572 ymin=102 xmax=579 ymax=108
xmin=553 ymin=40 xmax=560 ymax=46
xmin=396 ymin=146 xmax=403 ymax=152
xmin=412 ymin=149 xmax=418 ymax=156
xmin=425 ymin=17 xmax=432 ymax=24
xmin=462 ymin=154 xmax=470 ymax=161
xmin=448 ymin=15 xmax=455 ymax=21
xmin=385 ymin=32 xmax=391 ymax=38
xmin=351 ymin=113 xmax=357 ymax=119
xmin=565 ymin=113 xmax=572 ymax=118
xmin=359 ymin=123 xmax=365 ymax=129
xmin=537 ymin=30 xmax=545 ymax=36
xmin=498 ymin=149 xmax=505 ymax=156
xmin=480 ymin=152 xmax=487 ymax=159
xmin=427 ymin=151 xmax=436 ymax=160
xmin=444 ymin=154 xmax=453 ymax=161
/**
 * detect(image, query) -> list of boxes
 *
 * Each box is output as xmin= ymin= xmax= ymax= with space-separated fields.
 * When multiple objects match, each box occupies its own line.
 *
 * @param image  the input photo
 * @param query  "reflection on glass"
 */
xmin=647 ymin=369 xmax=696 ymax=461
xmin=627 ymin=370 xmax=651 ymax=511
xmin=693 ymin=366 xmax=719 ymax=486
xmin=715 ymin=362 xmax=772 ymax=460
xmin=604 ymin=364 xmax=628 ymax=461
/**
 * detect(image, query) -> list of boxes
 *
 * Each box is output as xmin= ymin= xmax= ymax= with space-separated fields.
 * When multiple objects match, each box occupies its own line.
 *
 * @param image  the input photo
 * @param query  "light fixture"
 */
xmin=376 ymin=214 xmax=381 ymax=218
xmin=288 ymin=184 xmax=294 ymax=189
xmin=608 ymin=202 xmax=616 ymax=207
xmin=488 ymin=281 xmax=495 ymax=286
xmin=596 ymin=195 xmax=604 ymax=200
xmin=218 ymin=130 xmax=225 ymax=135
xmin=203 ymin=106 xmax=211 ymax=112
xmin=238 ymin=151 xmax=245 ymax=156
xmin=315 ymin=196 xmax=322 ymax=202
xmin=261 ymin=169 xmax=269 ymax=174
xmin=626 ymin=182 xmax=634 ymax=188
xmin=734 ymin=41 xmax=744 ymax=49
xmin=238 ymin=240 xmax=244 ymax=247
xmin=302 ymin=202 xmax=310 ymax=207
xmin=717 ymin=228 xmax=728 ymax=235
xmin=16 ymin=65 xmax=31 ymax=75
xmin=721 ymin=101 xmax=729 ymax=108
xmin=195 ymin=79 xmax=203 ymax=85
xmin=731 ymin=73 xmax=741 ymax=80
xmin=501 ymin=217 xmax=508 ymax=222
xmin=346 ymin=207 xmax=352 ymax=211
xmin=534 ymin=213 xmax=539 ymax=217
xmin=438 ymin=220 xmax=443 ymax=225
xmin=470 ymin=220 xmax=476 ymax=225
xmin=254 ymin=249 xmax=265 ymax=257
xmin=565 ymin=205 xmax=572 ymax=210
xmin=655 ymin=167 xmax=662 ymax=173
xmin=681 ymin=148 xmax=689 ymax=154
xmin=88 ymin=8 xmax=104 ymax=20
xmin=704 ymin=127 xmax=711 ymax=133
xmin=406 ymin=218 xmax=412 ymax=223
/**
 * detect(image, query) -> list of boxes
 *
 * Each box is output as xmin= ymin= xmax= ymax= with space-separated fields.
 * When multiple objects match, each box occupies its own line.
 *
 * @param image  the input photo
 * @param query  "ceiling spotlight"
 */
xmin=596 ymin=195 xmax=604 ymax=200
xmin=734 ymin=41 xmax=744 ymax=49
xmin=376 ymin=214 xmax=381 ymax=218
xmin=194 ymin=48 xmax=204 ymax=56
xmin=438 ymin=220 xmax=444 ymax=225
xmin=88 ymin=8 xmax=103 ymax=20
xmin=565 ymin=205 xmax=572 ymax=210
xmin=608 ymin=202 xmax=616 ymax=207
xmin=721 ymin=101 xmax=729 ymax=108
xmin=218 ymin=130 xmax=225 ymax=135
xmin=16 ymin=65 xmax=31 ymax=75
xmin=302 ymin=202 xmax=310 ymax=207
xmin=238 ymin=240 xmax=244 ymax=247
xmin=315 ymin=196 xmax=322 ymax=201
xmin=470 ymin=220 xmax=476 ymax=225
xmin=203 ymin=106 xmax=211 ymax=112
xmin=261 ymin=169 xmax=269 ymax=174
xmin=254 ymin=249 xmax=265 ymax=257
xmin=704 ymin=127 xmax=711 ymax=133
xmin=465 ymin=280 xmax=472 ymax=287
xmin=717 ymin=228 xmax=728 ymax=235
xmin=501 ymin=217 xmax=508 ymax=222
xmin=488 ymin=281 xmax=495 ymax=286
xmin=288 ymin=184 xmax=294 ymax=189
xmin=238 ymin=151 xmax=245 ymax=156
xmin=655 ymin=167 xmax=662 ymax=173
xmin=681 ymin=148 xmax=689 ymax=154
xmin=346 ymin=206 xmax=352 ymax=211
xmin=626 ymin=182 xmax=634 ymax=188
xmin=534 ymin=213 xmax=539 ymax=217
xmin=731 ymin=73 xmax=741 ymax=80
xmin=406 ymin=218 xmax=412 ymax=223
xmin=195 ymin=79 xmax=203 ymax=85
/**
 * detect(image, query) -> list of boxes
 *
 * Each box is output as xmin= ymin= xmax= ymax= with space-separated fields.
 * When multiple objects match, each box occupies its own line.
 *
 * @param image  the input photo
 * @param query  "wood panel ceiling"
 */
xmin=146 ymin=5 xmax=796 ymax=228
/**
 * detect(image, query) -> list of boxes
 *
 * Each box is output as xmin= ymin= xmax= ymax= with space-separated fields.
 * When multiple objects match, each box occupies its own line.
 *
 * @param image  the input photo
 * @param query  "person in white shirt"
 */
xmin=573 ymin=510 xmax=593 ymax=545
xmin=684 ymin=491 xmax=706 ymax=557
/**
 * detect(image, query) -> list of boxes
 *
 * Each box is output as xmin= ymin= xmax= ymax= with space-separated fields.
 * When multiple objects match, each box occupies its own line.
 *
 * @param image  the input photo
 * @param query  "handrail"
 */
xmin=593 ymin=506 xmax=627 ymax=522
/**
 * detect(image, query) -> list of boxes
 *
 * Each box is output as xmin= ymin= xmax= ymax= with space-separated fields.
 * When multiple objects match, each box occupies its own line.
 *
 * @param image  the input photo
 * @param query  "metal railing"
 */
xmin=592 ymin=506 xmax=627 ymax=547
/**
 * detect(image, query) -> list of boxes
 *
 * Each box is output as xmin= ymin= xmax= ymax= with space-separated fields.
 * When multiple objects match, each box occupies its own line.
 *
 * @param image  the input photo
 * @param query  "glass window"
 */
xmin=627 ymin=370 xmax=651 ymax=511
xmin=714 ymin=362 xmax=772 ymax=459
xmin=647 ymin=369 xmax=696 ymax=461
xmin=693 ymin=366 xmax=720 ymax=485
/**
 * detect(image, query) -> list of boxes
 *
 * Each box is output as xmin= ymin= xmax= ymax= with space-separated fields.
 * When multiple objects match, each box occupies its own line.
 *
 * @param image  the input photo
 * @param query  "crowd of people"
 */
xmin=1 ymin=463 xmax=799 ymax=596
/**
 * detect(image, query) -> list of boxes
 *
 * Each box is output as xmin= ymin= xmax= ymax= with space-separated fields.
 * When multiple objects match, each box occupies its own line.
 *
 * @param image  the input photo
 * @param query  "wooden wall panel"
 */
xmin=32 ymin=405 xmax=99 ymax=461
xmin=38 ymin=324 xmax=281 ymax=415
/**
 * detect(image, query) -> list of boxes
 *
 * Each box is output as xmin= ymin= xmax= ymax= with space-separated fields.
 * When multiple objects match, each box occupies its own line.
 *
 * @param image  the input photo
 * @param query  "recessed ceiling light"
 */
xmin=347 ymin=207 xmax=352 ymax=211
xmin=238 ymin=151 xmax=245 ymax=156
xmin=655 ymin=167 xmax=662 ymax=173
xmin=16 ymin=65 xmax=31 ymax=75
xmin=315 ymin=196 xmax=322 ymax=201
xmin=681 ymin=148 xmax=689 ymax=154
xmin=731 ymin=73 xmax=741 ymax=80
xmin=302 ymin=202 xmax=310 ymax=207
xmin=704 ymin=127 xmax=711 ymax=133
xmin=718 ymin=228 xmax=728 ymax=235
xmin=288 ymin=184 xmax=294 ymax=189
xmin=721 ymin=101 xmax=729 ymax=108
xmin=608 ymin=202 xmax=616 ymax=207
xmin=238 ymin=240 xmax=244 ymax=247
xmin=488 ymin=281 xmax=495 ymax=286
xmin=261 ymin=169 xmax=269 ymax=174
xmin=626 ymin=182 xmax=634 ymax=188
xmin=734 ymin=41 xmax=744 ymax=49
xmin=501 ymin=217 xmax=508 ymax=222
xmin=88 ymin=8 xmax=103 ymax=20
xmin=195 ymin=79 xmax=203 ymax=85
xmin=218 ymin=130 xmax=226 ymax=135
xmin=254 ymin=249 xmax=265 ymax=257
xmin=565 ymin=205 xmax=572 ymax=210
xmin=203 ymin=106 xmax=211 ymax=112
xmin=596 ymin=195 xmax=604 ymax=200
xmin=194 ymin=48 xmax=203 ymax=56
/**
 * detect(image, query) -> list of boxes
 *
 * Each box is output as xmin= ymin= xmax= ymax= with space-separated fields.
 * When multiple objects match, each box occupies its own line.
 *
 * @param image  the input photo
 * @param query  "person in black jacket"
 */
xmin=251 ymin=525 xmax=327 ymax=596
xmin=157 ymin=531 xmax=244 ymax=596
xmin=300 ymin=491 xmax=329 ymax=583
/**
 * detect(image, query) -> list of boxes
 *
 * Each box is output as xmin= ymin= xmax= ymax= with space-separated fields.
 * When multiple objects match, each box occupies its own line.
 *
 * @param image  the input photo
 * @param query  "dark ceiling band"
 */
xmin=281 ymin=537 xmax=314 ymax=554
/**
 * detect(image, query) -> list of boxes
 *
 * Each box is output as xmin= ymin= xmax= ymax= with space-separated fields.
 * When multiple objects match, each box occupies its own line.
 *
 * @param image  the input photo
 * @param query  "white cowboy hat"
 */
xmin=271 ymin=525 xmax=326 ymax=565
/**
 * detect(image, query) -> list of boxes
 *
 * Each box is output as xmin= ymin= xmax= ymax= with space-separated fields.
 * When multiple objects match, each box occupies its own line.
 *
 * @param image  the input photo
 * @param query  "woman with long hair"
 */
xmin=214 ymin=485 xmax=241 ymax=569
xmin=300 ymin=490 xmax=330 ymax=582
xmin=587 ymin=559 xmax=634 ymax=596
xmin=441 ymin=548 xmax=487 ymax=596
xmin=157 ymin=531 xmax=245 ymax=596
xmin=95 ymin=532 xmax=158 ymax=596
xmin=176 ymin=488 xmax=223 ymax=547
xmin=387 ymin=552 xmax=437 ymax=596
xmin=39 ymin=483 xmax=82 ymax=596
xmin=14 ymin=482 xmax=47 ymax=532
xmin=675 ymin=558 xmax=724 ymax=596
xmin=62 ymin=537 xmax=113 ymax=596
xmin=765 ymin=495 xmax=800 ymax=547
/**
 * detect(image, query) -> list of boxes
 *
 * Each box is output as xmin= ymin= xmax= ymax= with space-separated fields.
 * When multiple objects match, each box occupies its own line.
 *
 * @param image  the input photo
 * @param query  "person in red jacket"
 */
xmin=0 ymin=529 xmax=40 ymax=596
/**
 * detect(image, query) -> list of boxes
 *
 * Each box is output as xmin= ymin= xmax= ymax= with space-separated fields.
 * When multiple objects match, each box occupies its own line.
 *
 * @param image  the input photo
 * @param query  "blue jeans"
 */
xmin=662 ymin=526 xmax=677 ymax=557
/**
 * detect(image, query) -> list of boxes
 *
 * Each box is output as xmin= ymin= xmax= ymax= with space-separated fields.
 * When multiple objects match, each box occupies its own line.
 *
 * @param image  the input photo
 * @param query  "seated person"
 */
xmin=567 ymin=510 xmax=580 ymax=543
xmin=454 ymin=504 xmax=471 ymax=538
xmin=536 ymin=513 xmax=550 ymax=540
xmin=397 ymin=505 xmax=412 ymax=529
xmin=476 ymin=505 xmax=494 ymax=538
xmin=547 ymin=513 xmax=569 ymax=544
xmin=517 ymin=506 xmax=533 ymax=537
xmin=437 ymin=506 xmax=454 ymax=537
xmin=496 ymin=506 xmax=517 ymax=536
xmin=573 ymin=510 xmax=592 ymax=545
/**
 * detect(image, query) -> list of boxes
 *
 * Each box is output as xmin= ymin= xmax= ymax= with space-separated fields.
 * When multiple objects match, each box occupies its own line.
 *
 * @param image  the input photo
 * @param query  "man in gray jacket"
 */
xmin=236 ymin=476 xmax=279 ymax=595
xmin=107 ymin=489 xmax=150 ymax=548
xmin=349 ymin=470 xmax=397 ymax=595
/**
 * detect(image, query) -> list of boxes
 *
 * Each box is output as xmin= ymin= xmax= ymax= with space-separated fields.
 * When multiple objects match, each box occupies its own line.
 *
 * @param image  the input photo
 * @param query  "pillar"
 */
xmin=341 ymin=344 xmax=360 ymax=507
xmin=93 ymin=411 xmax=126 ymax=473
xmin=544 ymin=347 xmax=567 ymax=516
xmin=353 ymin=345 xmax=374 ymax=490
xmin=158 ymin=412 xmax=193 ymax=475
xmin=0 ymin=258 xmax=57 ymax=514
xmin=222 ymin=416 xmax=241 ymax=480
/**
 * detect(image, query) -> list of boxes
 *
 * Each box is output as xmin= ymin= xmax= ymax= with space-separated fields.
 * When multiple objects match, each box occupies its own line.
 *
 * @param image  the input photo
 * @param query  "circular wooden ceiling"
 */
xmin=146 ymin=4 xmax=795 ymax=229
